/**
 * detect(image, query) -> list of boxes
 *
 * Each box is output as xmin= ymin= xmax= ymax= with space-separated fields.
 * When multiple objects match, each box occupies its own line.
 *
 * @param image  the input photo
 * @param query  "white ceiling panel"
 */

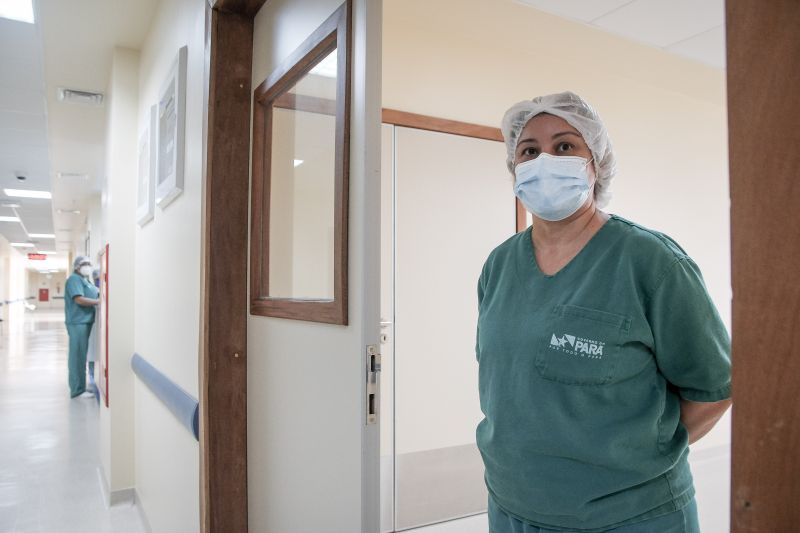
xmin=0 ymin=128 xmax=48 ymax=148
xmin=514 ymin=0 xmax=634 ymax=23
xmin=666 ymin=25 xmax=726 ymax=69
xmin=0 ymin=111 xmax=47 ymax=131
xmin=0 ymin=58 xmax=44 ymax=91
xmin=0 ymin=86 xmax=45 ymax=114
xmin=0 ymin=20 xmax=39 ymax=63
xmin=592 ymin=0 xmax=724 ymax=48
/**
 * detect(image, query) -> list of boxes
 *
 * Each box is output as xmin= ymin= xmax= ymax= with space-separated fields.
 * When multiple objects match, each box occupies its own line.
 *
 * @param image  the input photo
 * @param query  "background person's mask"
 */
xmin=514 ymin=153 xmax=594 ymax=221
xmin=79 ymin=265 xmax=92 ymax=277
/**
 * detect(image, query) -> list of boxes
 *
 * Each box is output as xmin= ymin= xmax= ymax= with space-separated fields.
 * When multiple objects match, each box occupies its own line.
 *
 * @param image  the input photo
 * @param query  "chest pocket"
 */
xmin=534 ymin=304 xmax=632 ymax=386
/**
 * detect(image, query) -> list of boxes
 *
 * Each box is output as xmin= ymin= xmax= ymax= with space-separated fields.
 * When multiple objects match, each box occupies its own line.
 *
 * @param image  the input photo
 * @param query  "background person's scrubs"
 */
xmin=65 ymin=272 xmax=99 ymax=397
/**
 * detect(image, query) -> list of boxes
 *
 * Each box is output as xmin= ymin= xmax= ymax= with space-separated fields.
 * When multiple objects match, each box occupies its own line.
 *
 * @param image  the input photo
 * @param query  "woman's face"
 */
xmin=513 ymin=113 xmax=593 ymax=168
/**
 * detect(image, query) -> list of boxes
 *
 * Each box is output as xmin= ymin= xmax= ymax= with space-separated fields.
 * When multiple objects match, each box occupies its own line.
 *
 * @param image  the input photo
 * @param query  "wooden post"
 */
xmin=728 ymin=1 xmax=800 ymax=531
xmin=200 ymin=1 xmax=266 ymax=531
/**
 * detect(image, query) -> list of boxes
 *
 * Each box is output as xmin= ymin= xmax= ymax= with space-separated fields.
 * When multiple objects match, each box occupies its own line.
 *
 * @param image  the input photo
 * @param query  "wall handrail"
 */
xmin=131 ymin=353 xmax=199 ymax=441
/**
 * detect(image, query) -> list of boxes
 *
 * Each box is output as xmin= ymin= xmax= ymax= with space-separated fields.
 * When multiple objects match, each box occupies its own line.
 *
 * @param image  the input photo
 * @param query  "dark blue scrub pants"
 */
xmin=66 ymin=323 xmax=93 ymax=397
xmin=489 ymin=494 xmax=701 ymax=533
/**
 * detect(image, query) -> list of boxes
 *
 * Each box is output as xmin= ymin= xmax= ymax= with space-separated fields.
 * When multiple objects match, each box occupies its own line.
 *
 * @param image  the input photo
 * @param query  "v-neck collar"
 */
xmin=520 ymin=215 xmax=617 ymax=280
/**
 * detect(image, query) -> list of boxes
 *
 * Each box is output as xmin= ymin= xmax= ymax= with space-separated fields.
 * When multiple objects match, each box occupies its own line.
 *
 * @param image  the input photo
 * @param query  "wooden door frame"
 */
xmin=728 ymin=1 xmax=800 ymax=530
xmin=200 ymin=1 xmax=266 ymax=532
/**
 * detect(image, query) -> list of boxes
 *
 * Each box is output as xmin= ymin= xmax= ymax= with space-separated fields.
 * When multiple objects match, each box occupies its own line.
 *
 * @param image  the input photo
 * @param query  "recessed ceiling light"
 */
xmin=57 ymin=87 xmax=104 ymax=106
xmin=29 ymin=233 xmax=55 ymax=238
xmin=57 ymin=172 xmax=89 ymax=180
xmin=38 ymin=251 xmax=58 ymax=255
xmin=56 ymin=209 xmax=80 ymax=215
xmin=0 ymin=216 xmax=20 ymax=222
xmin=0 ymin=0 xmax=34 ymax=24
xmin=4 ymin=188 xmax=51 ymax=199
xmin=10 ymin=242 xmax=34 ymax=247
xmin=293 ymin=159 xmax=304 ymax=167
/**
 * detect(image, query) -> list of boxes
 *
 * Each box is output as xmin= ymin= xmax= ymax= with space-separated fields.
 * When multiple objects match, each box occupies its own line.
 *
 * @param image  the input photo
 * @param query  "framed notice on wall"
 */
xmin=137 ymin=104 xmax=157 ymax=226
xmin=98 ymin=243 xmax=110 ymax=407
xmin=155 ymin=45 xmax=188 ymax=209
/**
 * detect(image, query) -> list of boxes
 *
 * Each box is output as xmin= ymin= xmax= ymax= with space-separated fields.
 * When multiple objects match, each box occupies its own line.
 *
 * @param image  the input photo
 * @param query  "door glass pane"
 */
xmin=268 ymin=48 xmax=338 ymax=299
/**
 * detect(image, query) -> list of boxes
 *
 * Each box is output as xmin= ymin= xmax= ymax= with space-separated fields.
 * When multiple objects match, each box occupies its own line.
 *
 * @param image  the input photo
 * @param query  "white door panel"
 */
xmin=389 ymin=126 xmax=516 ymax=530
xmin=248 ymin=1 xmax=382 ymax=532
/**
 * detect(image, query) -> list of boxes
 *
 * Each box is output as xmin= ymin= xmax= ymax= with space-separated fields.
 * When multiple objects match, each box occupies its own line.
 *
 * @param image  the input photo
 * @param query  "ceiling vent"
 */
xmin=57 ymin=87 xmax=104 ymax=106
xmin=57 ymin=172 xmax=89 ymax=180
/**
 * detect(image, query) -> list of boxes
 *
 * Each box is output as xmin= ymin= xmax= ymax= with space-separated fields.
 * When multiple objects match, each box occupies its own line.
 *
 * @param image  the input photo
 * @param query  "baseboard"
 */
xmin=135 ymin=488 xmax=154 ymax=533
xmin=96 ymin=465 xmax=136 ymax=507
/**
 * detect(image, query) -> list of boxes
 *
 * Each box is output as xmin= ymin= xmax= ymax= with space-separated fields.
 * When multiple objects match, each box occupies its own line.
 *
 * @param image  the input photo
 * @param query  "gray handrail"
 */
xmin=131 ymin=353 xmax=199 ymax=441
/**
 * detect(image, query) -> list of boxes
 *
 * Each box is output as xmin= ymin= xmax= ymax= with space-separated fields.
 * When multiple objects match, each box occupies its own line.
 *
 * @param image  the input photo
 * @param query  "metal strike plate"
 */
xmin=366 ymin=344 xmax=381 ymax=425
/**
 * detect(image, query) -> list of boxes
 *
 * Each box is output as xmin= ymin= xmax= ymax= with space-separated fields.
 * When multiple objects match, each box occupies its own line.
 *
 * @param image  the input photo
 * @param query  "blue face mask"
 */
xmin=514 ymin=153 xmax=594 ymax=222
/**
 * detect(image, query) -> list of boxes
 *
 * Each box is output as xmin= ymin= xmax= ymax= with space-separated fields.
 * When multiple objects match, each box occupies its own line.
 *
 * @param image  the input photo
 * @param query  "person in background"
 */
xmin=476 ymin=92 xmax=731 ymax=532
xmin=65 ymin=256 xmax=100 ymax=398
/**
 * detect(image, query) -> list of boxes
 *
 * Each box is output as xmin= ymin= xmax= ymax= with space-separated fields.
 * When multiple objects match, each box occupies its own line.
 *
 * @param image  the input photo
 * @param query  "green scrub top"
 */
xmin=65 ymin=272 xmax=99 ymax=325
xmin=475 ymin=215 xmax=731 ymax=532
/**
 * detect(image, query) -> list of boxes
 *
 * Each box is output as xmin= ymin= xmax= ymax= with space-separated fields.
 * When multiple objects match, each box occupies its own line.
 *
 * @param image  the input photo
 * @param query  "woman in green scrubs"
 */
xmin=476 ymin=92 xmax=731 ymax=532
xmin=65 ymin=255 xmax=100 ymax=398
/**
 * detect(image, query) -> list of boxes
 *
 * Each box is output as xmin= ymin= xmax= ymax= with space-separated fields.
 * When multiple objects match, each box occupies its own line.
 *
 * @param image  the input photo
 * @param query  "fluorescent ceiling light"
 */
xmin=0 ymin=0 xmax=34 ymax=24
xmin=0 ymin=202 xmax=21 ymax=208
xmin=4 ymin=188 xmax=51 ymax=199
xmin=29 ymin=233 xmax=55 ymax=238
xmin=293 ymin=159 xmax=304 ymax=167
xmin=0 ymin=216 xmax=20 ymax=222
xmin=10 ymin=242 xmax=34 ymax=247
xmin=38 ymin=251 xmax=58 ymax=255
xmin=57 ymin=209 xmax=80 ymax=214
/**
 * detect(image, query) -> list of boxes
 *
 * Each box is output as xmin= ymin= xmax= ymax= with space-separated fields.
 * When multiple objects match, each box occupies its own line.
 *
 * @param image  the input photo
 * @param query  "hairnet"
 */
xmin=73 ymin=255 xmax=91 ymax=271
xmin=500 ymin=91 xmax=616 ymax=208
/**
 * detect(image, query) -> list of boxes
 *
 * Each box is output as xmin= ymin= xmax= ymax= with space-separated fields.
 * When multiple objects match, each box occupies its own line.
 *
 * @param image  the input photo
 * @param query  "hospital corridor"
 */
xmin=0 ymin=0 xmax=798 ymax=532
xmin=0 ymin=309 xmax=146 ymax=532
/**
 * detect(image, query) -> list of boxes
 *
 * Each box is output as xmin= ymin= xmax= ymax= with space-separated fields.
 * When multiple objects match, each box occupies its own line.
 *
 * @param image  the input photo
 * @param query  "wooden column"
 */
xmin=728 ymin=1 xmax=800 ymax=531
xmin=200 ymin=1 xmax=265 ymax=531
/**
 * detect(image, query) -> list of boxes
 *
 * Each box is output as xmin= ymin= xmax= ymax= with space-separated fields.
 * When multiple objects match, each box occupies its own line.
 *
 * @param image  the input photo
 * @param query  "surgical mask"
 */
xmin=79 ymin=265 xmax=92 ymax=277
xmin=514 ymin=153 xmax=594 ymax=222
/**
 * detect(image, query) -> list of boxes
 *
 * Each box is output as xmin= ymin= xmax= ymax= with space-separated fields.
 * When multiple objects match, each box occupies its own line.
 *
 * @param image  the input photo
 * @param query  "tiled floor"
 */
xmin=0 ymin=309 xmax=147 ymax=533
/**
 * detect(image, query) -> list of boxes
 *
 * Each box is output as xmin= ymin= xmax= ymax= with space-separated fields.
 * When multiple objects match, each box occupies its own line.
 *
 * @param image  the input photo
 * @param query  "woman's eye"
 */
xmin=557 ymin=142 xmax=573 ymax=152
xmin=521 ymin=147 xmax=538 ymax=157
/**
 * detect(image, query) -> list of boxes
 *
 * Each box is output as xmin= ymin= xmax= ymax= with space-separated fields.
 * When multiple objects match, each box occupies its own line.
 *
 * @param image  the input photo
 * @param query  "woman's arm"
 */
xmin=73 ymin=295 xmax=99 ymax=307
xmin=680 ymin=398 xmax=732 ymax=444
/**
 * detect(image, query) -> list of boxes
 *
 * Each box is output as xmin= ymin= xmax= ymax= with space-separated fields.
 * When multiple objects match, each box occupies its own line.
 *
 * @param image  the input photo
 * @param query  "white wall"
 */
xmin=133 ymin=0 xmax=206 ymax=531
xmin=383 ymin=1 xmax=730 ymax=531
xmin=29 ymin=271 xmax=67 ymax=309
xmin=0 ymin=233 xmax=30 ymax=326
xmin=98 ymin=46 xmax=139 ymax=498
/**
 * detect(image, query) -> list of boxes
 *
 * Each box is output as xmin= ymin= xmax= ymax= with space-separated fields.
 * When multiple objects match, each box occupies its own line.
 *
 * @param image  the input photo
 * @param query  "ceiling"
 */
xmin=0 ymin=0 xmax=156 ymax=271
xmin=516 ymin=0 xmax=726 ymax=69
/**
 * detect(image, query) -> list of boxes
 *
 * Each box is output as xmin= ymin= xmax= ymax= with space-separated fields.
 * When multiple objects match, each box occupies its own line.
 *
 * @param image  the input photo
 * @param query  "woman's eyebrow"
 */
xmin=552 ymin=131 xmax=581 ymax=139
xmin=517 ymin=137 xmax=537 ymax=146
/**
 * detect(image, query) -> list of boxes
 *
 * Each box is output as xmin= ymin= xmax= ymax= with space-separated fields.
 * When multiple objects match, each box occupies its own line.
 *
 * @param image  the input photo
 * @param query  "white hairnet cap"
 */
xmin=501 ymin=91 xmax=616 ymax=208
xmin=73 ymin=255 xmax=91 ymax=270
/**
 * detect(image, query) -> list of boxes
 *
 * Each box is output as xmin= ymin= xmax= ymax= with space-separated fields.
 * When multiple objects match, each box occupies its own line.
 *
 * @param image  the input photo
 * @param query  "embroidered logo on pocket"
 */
xmin=549 ymin=333 xmax=605 ymax=359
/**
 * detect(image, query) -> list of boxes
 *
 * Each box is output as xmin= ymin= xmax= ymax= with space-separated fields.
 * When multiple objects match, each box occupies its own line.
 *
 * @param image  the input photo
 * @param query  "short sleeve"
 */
xmin=65 ymin=275 xmax=86 ymax=300
xmin=647 ymin=258 xmax=731 ymax=402
xmin=476 ymin=267 xmax=486 ymax=362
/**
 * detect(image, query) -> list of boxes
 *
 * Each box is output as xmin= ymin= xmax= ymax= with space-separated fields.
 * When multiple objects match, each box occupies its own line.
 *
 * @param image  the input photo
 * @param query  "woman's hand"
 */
xmin=73 ymin=295 xmax=100 ymax=307
xmin=680 ymin=398 xmax=732 ymax=444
